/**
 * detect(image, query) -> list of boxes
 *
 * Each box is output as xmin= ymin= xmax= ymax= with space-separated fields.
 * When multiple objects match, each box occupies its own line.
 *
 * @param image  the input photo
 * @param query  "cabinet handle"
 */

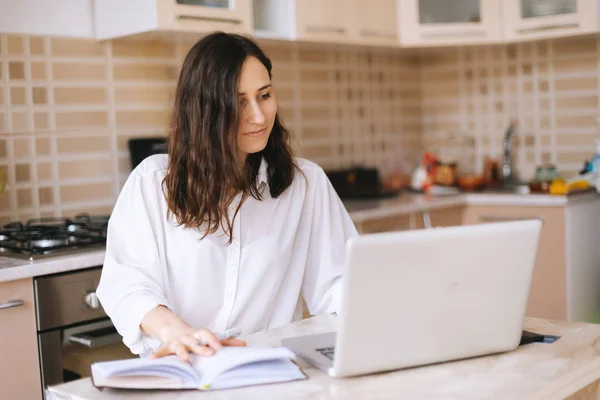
xmin=176 ymin=15 xmax=242 ymax=24
xmin=423 ymin=210 xmax=432 ymax=229
xmin=0 ymin=299 xmax=24 ymax=310
xmin=421 ymin=30 xmax=487 ymax=38
xmin=360 ymin=29 xmax=396 ymax=39
xmin=517 ymin=22 xmax=579 ymax=34
xmin=478 ymin=215 xmax=544 ymax=223
xmin=305 ymin=26 xmax=347 ymax=35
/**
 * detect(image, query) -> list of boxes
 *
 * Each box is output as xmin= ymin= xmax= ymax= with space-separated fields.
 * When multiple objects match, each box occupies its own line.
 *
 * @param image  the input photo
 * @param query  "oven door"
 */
xmin=39 ymin=319 xmax=135 ymax=389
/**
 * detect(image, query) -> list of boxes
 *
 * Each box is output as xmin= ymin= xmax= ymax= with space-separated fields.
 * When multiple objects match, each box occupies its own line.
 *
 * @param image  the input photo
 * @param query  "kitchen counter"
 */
xmin=0 ymin=249 xmax=105 ymax=283
xmin=0 ymin=191 xmax=597 ymax=283
xmin=345 ymin=190 xmax=598 ymax=223
xmin=47 ymin=314 xmax=600 ymax=400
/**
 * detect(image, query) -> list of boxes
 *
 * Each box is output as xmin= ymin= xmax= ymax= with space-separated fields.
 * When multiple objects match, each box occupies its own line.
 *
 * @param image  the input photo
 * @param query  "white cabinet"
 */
xmin=502 ymin=0 xmax=599 ymax=41
xmin=254 ymin=0 xmax=398 ymax=46
xmin=397 ymin=0 xmax=503 ymax=47
xmin=0 ymin=0 xmax=94 ymax=38
xmin=94 ymin=0 xmax=253 ymax=40
xmin=0 ymin=278 xmax=42 ymax=400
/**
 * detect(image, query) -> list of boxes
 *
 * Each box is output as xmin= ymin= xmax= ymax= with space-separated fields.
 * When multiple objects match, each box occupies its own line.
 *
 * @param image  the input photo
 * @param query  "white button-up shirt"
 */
xmin=97 ymin=154 xmax=358 ymax=356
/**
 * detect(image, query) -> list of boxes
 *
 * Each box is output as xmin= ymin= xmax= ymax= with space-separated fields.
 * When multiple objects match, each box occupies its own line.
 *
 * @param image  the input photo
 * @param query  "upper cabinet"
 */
xmin=348 ymin=0 xmax=399 ymax=46
xmin=503 ymin=0 xmax=600 ymax=41
xmin=254 ymin=0 xmax=398 ymax=46
xmin=295 ymin=0 xmax=351 ymax=43
xmin=94 ymin=0 xmax=253 ymax=40
xmin=397 ymin=0 xmax=503 ymax=47
xmin=0 ymin=0 xmax=94 ymax=38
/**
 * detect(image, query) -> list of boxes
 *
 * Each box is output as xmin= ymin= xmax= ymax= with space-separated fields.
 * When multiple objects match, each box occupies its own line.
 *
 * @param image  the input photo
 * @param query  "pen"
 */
xmin=215 ymin=328 xmax=242 ymax=341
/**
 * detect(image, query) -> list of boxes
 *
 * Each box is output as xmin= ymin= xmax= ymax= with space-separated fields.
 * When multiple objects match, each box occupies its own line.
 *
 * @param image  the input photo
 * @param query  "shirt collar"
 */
xmin=257 ymin=157 xmax=269 ymax=193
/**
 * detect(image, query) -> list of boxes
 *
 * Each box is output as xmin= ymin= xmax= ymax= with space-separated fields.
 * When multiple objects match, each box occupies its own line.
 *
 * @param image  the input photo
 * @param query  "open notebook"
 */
xmin=91 ymin=346 xmax=306 ymax=391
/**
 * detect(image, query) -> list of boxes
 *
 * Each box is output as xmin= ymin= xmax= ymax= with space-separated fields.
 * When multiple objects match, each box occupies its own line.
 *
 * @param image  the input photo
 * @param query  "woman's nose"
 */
xmin=247 ymin=101 xmax=266 ymax=124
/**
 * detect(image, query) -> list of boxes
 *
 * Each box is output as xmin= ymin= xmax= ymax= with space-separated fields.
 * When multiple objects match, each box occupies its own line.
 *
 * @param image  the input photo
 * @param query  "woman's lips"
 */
xmin=244 ymin=128 xmax=267 ymax=136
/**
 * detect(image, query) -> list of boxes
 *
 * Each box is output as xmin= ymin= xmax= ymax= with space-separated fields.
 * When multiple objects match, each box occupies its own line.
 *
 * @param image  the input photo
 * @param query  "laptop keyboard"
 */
xmin=316 ymin=346 xmax=335 ymax=360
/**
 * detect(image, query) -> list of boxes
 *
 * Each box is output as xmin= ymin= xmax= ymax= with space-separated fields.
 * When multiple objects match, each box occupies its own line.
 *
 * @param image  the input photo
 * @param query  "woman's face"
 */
xmin=237 ymin=56 xmax=278 ymax=157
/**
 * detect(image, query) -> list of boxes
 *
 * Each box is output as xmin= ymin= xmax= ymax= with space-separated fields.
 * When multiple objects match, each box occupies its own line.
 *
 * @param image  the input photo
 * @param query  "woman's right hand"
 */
xmin=140 ymin=305 xmax=246 ymax=362
xmin=152 ymin=325 xmax=225 ymax=361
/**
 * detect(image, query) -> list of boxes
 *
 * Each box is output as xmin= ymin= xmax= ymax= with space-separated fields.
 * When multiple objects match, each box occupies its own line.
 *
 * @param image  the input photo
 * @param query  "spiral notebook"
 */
xmin=90 ymin=346 xmax=306 ymax=391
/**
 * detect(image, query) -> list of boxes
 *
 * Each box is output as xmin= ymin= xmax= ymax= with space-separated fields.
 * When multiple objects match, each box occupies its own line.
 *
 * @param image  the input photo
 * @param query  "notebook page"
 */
xmin=190 ymin=346 xmax=297 ymax=387
xmin=206 ymin=359 xmax=306 ymax=390
xmin=92 ymin=355 xmax=198 ymax=386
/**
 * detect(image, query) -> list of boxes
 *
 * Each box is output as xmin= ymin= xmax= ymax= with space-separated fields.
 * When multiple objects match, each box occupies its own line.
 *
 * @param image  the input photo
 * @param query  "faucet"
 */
xmin=502 ymin=122 xmax=517 ymax=187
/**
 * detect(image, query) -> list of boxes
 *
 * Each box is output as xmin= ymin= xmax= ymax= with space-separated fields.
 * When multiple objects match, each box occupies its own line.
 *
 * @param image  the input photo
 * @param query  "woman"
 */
xmin=96 ymin=32 xmax=357 ymax=362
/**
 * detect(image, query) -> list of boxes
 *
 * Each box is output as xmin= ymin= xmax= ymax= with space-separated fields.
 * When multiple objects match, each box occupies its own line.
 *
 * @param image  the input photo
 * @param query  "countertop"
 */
xmin=0 ymin=249 xmax=105 ymax=283
xmin=1 ymin=191 xmax=597 ymax=283
xmin=47 ymin=314 xmax=600 ymax=400
xmin=344 ymin=190 xmax=599 ymax=223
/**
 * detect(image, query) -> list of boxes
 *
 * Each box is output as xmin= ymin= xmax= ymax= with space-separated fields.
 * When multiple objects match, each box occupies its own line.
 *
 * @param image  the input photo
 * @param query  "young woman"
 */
xmin=97 ymin=32 xmax=357 ymax=362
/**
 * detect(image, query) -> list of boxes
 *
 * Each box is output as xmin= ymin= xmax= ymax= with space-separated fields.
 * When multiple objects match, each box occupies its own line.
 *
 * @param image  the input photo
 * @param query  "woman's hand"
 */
xmin=151 ymin=326 xmax=246 ymax=361
xmin=140 ymin=305 xmax=246 ymax=362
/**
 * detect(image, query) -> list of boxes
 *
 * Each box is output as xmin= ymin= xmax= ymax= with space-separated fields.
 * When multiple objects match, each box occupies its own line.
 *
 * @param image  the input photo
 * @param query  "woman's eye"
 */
xmin=239 ymin=98 xmax=247 ymax=107
xmin=259 ymin=92 xmax=271 ymax=100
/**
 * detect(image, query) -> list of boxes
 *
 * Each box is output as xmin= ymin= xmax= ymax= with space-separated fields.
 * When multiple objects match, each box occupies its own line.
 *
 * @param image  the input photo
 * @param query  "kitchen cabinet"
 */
xmin=462 ymin=205 xmax=567 ymax=320
xmin=295 ymin=0 xmax=351 ymax=43
xmin=0 ymin=278 xmax=42 ymax=399
xmin=357 ymin=214 xmax=412 ymax=234
xmin=502 ymin=0 xmax=599 ymax=42
xmin=348 ymin=0 xmax=399 ymax=46
xmin=254 ymin=0 xmax=399 ymax=46
xmin=94 ymin=0 xmax=253 ymax=40
xmin=254 ymin=0 xmax=351 ymax=43
xmin=414 ymin=206 xmax=465 ymax=229
xmin=0 ymin=0 xmax=94 ymax=38
xmin=397 ymin=0 xmax=503 ymax=47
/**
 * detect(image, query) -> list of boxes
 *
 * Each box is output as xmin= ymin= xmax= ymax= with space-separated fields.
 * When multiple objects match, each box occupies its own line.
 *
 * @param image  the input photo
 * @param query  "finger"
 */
xmin=151 ymin=346 xmax=171 ymax=359
xmin=194 ymin=329 xmax=223 ymax=350
xmin=221 ymin=338 xmax=247 ymax=347
xmin=171 ymin=341 xmax=190 ymax=362
xmin=180 ymin=335 xmax=215 ymax=357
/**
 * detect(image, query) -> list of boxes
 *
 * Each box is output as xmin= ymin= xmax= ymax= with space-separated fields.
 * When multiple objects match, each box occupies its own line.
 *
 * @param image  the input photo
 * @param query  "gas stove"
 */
xmin=0 ymin=214 xmax=109 ymax=261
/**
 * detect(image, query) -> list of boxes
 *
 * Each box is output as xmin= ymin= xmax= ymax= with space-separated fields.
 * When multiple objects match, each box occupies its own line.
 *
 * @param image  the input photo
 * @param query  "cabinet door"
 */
xmin=358 ymin=214 xmax=412 ymax=234
xmin=0 ymin=278 xmax=42 ymax=399
xmin=503 ymin=0 xmax=599 ymax=41
xmin=398 ymin=0 xmax=503 ymax=47
xmin=349 ymin=0 xmax=399 ymax=46
xmin=415 ymin=207 xmax=465 ymax=229
xmin=463 ymin=206 xmax=567 ymax=320
xmin=295 ymin=0 xmax=351 ymax=43
xmin=157 ymin=0 xmax=253 ymax=34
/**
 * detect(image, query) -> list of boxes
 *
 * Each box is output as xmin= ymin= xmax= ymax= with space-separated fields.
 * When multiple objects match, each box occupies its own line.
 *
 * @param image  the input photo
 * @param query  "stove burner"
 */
xmin=0 ymin=214 xmax=110 ymax=260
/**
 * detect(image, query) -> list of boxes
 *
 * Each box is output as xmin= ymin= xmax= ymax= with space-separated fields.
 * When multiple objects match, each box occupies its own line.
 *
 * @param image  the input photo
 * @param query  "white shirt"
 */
xmin=96 ymin=154 xmax=358 ymax=356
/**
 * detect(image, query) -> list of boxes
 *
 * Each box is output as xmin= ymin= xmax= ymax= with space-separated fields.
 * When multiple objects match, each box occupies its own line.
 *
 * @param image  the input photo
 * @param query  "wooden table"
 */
xmin=47 ymin=314 xmax=600 ymax=399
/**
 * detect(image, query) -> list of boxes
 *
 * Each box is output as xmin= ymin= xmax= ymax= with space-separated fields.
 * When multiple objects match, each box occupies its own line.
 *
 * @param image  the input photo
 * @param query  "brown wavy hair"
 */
xmin=163 ymin=32 xmax=295 ymax=242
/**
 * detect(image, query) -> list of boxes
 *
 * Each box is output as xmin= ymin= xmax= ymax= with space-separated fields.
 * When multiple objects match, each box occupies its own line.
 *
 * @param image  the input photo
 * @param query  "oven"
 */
xmin=35 ymin=266 xmax=135 ymax=398
xmin=0 ymin=216 xmax=136 ymax=397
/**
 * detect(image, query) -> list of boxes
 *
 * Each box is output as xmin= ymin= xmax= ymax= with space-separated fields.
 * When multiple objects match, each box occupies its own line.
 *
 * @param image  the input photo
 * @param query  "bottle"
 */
xmin=591 ymin=139 xmax=600 ymax=192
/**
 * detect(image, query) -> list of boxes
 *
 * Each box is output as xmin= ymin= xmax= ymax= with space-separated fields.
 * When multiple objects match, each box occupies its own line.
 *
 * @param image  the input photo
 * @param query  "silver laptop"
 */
xmin=283 ymin=220 xmax=542 ymax=378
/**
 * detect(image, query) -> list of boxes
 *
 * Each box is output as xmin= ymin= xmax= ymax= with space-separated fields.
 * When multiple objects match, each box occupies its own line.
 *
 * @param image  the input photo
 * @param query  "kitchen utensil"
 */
xmin=457 ymin=175 xmax=486 ymax=192
xmin=128 ymin=137 xmax=168 ymax=170
xmin=483 ymin=158 xmax=500 ymax=187
xmin=435 ymin=162 xmax=458 ymax=186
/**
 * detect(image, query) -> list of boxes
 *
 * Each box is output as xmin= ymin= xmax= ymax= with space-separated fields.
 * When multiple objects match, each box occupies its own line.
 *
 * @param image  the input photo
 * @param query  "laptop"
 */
xmin=282 ymin=219 xmax=542 ymax=378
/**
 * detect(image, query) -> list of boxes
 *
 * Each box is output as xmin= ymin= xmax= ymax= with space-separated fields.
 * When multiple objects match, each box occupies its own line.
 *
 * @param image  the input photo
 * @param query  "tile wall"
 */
xmin=420 ymin=35 xmax=600 ymax=180
xmin=0 ymin=34 xmax=421 ymax=224
xmin=2 ymin=32 xmax=600 ymax=222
